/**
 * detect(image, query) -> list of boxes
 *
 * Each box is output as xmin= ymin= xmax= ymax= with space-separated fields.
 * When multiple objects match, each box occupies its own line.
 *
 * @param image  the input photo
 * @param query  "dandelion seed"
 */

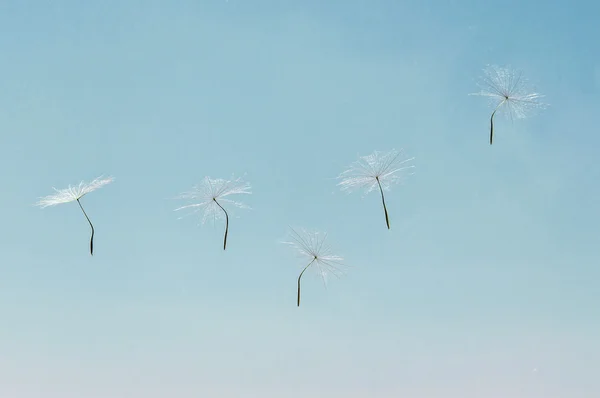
xmin=337 ymin=149 xmax=414 ymax=230
xmin=283 ymin=227 xmax=346 ymax=307
xmin=470 ymin=64 xmax=547 ymax=145
xmin=174 ymin=176 xmax=251 ymax=250
xmin=35 ymin=175 xmax=114 ymax=256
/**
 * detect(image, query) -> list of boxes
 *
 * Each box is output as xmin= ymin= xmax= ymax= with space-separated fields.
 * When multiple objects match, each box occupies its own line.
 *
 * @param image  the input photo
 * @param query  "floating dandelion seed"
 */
xmin=174 ymin=176 xmax=251 ymax=250
xmin=283 ymin=227 xmax=346 ymax=307
xmin=470 ymin=64 xmax=547 ymax=145
xmin=35 ymin=175 xmax=114 ymax=256
xmin=337 ymin=149 xmax=414 ymax=229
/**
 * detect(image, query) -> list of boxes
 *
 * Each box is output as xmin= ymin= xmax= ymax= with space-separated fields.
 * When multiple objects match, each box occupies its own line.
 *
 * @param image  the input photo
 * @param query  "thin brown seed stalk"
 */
xmin=76 ymin=198 xmax=95 ymax=256
xmin=375 ymin=177 xmax=390 ymax=229
xmin=213 ymin=198 xmax=229 ymax=250
xmin=489 ymin=99 xmax=506 ymax=145
xmin=297 ymin=258 xmax=316 ymax=307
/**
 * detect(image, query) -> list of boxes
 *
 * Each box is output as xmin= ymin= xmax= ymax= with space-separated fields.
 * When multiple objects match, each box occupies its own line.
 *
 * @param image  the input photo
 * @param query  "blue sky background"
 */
xmin=1 ymin=1 xmax=599 ymax=397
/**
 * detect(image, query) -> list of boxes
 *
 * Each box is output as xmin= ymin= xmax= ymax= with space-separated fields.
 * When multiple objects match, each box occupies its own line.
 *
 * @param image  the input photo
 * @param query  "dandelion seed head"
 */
xmin=337 ymin=149 xmax=415 ymax=195
xmin=471 ymin=64 xmax=547 ymax=120
xmin=174 ymin=176 xmax=251 ymax=224
xmin=35 ymin=175 xmax=114 ymax=208
xmin=283 ymin=227 xmax=347 ymax=285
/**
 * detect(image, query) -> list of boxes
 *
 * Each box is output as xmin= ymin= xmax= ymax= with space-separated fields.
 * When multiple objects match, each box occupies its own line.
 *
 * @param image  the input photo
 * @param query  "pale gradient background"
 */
xmin=1 ymin=1 xmax=599 ymax=397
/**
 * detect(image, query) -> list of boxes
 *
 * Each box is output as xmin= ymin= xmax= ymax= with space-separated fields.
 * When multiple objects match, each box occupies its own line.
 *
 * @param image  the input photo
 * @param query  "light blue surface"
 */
xmin=1 ymin=1 xmax=599 ymax=397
